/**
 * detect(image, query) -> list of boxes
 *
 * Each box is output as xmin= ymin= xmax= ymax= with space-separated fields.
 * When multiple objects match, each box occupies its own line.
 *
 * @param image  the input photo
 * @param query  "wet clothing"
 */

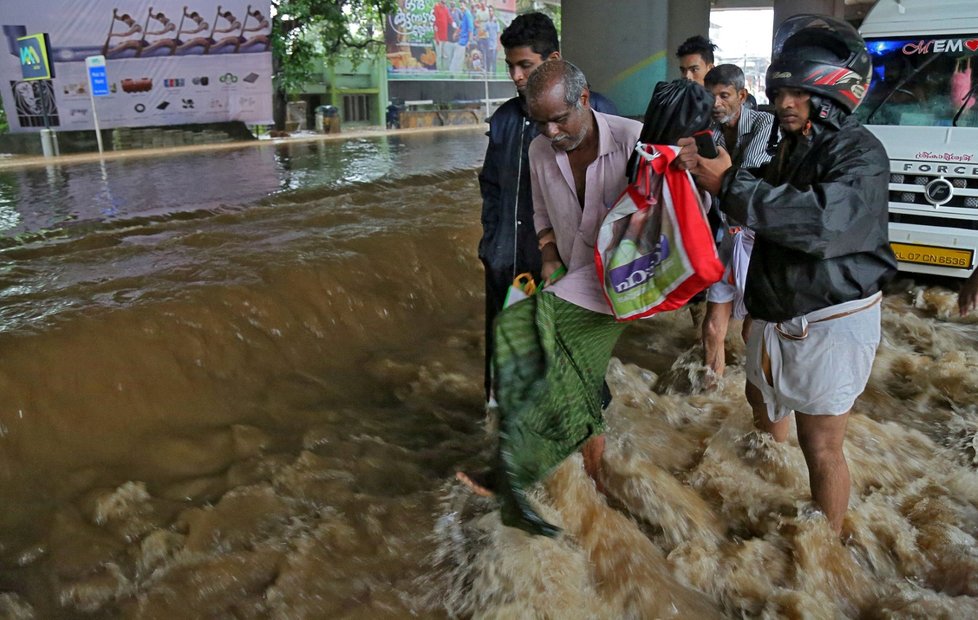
xmin=493 ymin=291 xmax=627 ymax=537
xmin=706 ymin=228 xmax=754 ymax=320
xmin=530 ymin=110 xmax=642 ymax=313
xmin=489 ymin=110 xmax=639 ymax=536
xmin=719 ymin=114 xmax=897 ymax=323
xmin=746 ymin=292 xmax=881 ymax=420
xmin=477 ymin=92 xmax=618 ymax=398
xmin=721 ymin=111 xmax=895 ymax=419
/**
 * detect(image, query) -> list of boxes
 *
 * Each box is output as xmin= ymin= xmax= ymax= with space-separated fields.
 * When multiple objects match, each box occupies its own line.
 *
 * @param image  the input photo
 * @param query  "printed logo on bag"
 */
xmin=608 ymin=236 xmax=671 ymax=293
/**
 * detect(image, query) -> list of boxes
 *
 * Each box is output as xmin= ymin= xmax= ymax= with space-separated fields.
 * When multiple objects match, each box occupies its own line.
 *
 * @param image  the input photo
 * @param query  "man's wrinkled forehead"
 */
xmin=527 ymin=86 xmax=570 ymax=120
xmin=710 ymin=83 xmax=740 ymax=98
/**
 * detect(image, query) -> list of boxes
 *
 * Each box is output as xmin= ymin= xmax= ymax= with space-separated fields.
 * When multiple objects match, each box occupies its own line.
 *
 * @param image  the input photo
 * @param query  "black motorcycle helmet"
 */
xmin=766 ymin=14 xmax=871 ymax=115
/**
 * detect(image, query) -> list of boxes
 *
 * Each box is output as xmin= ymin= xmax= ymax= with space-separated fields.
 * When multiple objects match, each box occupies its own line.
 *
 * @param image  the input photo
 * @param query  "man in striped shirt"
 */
xmin=702 ymin=64 xmax=777 ymax=383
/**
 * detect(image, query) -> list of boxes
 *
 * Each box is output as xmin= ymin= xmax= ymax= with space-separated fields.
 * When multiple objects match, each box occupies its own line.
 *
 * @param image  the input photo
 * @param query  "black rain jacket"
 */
xmin=477 ymin=92 xmax=618 ymax=276
xmin=719 ymin=113 xmax=897 ymax=322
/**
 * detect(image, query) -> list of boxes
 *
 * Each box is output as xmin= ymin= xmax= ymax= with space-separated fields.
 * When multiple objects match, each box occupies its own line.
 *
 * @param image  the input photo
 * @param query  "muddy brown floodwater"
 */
xmin=0 ymin=129 xmax=976 ymax=618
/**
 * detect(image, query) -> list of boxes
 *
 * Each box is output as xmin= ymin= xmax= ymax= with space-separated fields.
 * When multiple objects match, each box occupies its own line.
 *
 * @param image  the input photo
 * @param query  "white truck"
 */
xmin=858 ymin=0 xmax=978 ymax=277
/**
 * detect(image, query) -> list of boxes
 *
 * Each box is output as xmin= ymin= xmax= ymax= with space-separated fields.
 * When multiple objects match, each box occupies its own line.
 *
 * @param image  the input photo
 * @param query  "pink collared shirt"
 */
xmin=530 ymin=110 xmax=642 ymax=313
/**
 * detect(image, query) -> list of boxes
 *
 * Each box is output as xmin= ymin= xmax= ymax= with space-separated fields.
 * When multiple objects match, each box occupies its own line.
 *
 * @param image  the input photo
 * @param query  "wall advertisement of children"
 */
xmin=0 ymin=1 xmax=273 ymax=133
xmin=385 ymin=0 xmax=517 ymax=80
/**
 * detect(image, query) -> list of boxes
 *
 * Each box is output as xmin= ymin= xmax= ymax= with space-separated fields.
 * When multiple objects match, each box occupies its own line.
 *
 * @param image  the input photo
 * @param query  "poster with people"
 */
xmin=385 ymin=0 xmax=517 ymax=79
xmin=0 ymin=0 xmax=273 ymax=133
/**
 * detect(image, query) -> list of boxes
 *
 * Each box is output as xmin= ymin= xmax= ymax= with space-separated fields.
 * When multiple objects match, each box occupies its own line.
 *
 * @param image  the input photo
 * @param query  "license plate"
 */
xmin=891 ymin=242 xmax=974 ymax=269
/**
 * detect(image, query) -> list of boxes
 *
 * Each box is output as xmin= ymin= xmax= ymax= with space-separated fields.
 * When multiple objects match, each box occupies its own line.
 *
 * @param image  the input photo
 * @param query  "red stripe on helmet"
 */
xmin=814 ymin=68 xmax=849 ymax=86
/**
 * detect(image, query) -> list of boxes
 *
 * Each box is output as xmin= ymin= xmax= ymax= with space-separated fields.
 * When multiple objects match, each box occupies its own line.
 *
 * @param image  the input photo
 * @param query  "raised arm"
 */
xmin=719 ymin=135 xmax=889 ymax=259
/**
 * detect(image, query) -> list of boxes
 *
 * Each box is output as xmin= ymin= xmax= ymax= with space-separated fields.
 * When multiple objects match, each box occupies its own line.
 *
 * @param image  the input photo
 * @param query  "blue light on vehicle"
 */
xmin=867 ymin=39 xmax=904 ymax=56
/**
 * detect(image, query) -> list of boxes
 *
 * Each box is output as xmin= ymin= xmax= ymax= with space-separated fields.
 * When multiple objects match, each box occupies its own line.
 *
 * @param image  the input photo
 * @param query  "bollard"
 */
xmin=40 ymin=128 xmax=60 ymax=158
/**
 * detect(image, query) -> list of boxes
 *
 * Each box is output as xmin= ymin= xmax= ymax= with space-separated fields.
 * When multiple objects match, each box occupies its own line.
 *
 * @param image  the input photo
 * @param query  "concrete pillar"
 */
xmin=773 ymin=0 xmax=845 ymax=30
xmin=667 ymin=0 xmax=713 ymax=83
xmin=562 ymin=0 xmax=849 ymax=116
xmin=562 ymin=0 xmax=711 ymax=117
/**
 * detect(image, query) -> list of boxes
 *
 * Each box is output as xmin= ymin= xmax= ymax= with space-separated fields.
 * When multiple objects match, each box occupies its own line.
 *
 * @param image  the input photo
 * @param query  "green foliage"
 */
xmin=0 ymin=97 xmax=6 ymax=134
xmin=272 ymin=0 xmax=397 ymax=95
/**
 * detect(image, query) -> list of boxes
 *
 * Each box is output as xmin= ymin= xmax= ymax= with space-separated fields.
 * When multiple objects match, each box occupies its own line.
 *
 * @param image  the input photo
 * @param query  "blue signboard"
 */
xmin=16 ymin=33 xmax=54 ymax=81
xmin=86 ymin=56 xmax=109 ymax=96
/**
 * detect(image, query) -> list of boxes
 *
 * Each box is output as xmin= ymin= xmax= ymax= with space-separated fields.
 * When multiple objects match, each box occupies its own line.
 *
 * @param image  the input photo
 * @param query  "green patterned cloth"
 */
xmin=493 ymin=291 xmax=628 ymax=537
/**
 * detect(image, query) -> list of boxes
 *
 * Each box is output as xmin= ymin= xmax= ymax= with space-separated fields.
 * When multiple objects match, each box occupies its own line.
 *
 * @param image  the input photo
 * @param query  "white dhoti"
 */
xmin=706 ymin=228 xmax=754 ymax=320
xmin=745 ymin=291 xmax=882 ymax=422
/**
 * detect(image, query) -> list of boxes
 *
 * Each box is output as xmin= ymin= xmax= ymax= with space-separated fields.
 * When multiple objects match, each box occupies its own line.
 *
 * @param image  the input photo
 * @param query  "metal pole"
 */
xmin=484 ymin=70 xmax=490 ymax=120
xmin=89 ymin=86 xmax=104 ymax=156
xmin=40 ymin=129 xmax=56 ymax=158
xmin=39 ymin=81 xmax=57 ymax=158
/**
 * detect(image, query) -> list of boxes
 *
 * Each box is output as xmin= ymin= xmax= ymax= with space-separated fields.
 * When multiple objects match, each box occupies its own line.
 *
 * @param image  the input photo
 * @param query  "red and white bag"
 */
xmin=594 ymin=143 xmax=723 ymax=321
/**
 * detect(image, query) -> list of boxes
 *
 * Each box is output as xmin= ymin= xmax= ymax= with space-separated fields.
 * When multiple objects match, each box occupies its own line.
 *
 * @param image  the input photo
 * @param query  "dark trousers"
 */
xmin=483 ymin=264 xmax=513 ymax=401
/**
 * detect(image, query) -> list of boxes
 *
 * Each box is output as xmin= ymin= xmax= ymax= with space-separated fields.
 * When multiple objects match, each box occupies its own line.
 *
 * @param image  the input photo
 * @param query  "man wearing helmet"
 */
xmin=677 ymin=15 xmax=897 ymax=535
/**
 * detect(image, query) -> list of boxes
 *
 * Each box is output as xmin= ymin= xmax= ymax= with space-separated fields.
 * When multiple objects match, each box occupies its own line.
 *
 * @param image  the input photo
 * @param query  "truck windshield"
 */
xmin=859 ymin=35 xmax=978 ymax=127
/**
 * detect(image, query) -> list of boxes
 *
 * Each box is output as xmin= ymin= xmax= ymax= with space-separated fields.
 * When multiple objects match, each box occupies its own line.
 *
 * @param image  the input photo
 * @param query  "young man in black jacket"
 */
xmin=678 ymin=15 xmax=897 ymax=535
xmin=477 ymin=12 xmax=617 ymax=404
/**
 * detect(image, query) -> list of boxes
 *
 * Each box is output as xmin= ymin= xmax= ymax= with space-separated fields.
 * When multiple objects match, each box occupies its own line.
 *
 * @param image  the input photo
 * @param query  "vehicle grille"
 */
xmin=889 ymin=172 xmax=978 ymax=208
xmin=889 ymin=212 xmax=978 ymax=229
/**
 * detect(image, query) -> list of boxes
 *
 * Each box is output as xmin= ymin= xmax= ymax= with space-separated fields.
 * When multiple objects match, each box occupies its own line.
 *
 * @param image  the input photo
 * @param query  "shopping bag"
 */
xmin=502 ymin=265 xmax=568 ymax=309
xmin=502 ymin=273 xmax=537 ymax=309
xmin=595 ymin=143 xmax=723 ymax=321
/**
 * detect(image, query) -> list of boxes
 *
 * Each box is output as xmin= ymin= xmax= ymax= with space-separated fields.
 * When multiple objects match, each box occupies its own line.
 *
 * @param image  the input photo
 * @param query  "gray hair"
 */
xmin=704 ymin=63 xmax=746 ymax=91
xmin=526 ymin=59 xmax=588 ymax=109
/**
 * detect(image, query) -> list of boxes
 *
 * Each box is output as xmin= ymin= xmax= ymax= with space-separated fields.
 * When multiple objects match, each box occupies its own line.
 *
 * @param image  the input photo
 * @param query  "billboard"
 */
xmin=385 ymin=0 xmax=517 ymax=80
xmin=0 ymin=1 xmax=272 ymax=133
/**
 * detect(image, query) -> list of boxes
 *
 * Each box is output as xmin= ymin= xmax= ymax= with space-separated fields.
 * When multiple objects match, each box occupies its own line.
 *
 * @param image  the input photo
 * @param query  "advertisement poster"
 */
xmin=385 ymin=0 xmax=517 ymax=80
xmin=0 ymin=1 xmax=273 ymax=133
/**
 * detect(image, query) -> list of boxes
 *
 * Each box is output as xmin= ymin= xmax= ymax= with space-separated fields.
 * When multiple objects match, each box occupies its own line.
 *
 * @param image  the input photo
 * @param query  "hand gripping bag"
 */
xmin=595 ymin=143 xmax=723 ymax=321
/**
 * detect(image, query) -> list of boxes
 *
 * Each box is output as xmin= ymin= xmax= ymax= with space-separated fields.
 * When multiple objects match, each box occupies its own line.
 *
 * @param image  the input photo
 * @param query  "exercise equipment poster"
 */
xmin=0 ymin=1 xmax=273 ymax=133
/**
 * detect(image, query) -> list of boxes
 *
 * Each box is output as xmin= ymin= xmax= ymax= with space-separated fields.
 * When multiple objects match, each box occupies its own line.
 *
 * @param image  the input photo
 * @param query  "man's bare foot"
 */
xmin=455 ymin=470 xmax=496 ymax=497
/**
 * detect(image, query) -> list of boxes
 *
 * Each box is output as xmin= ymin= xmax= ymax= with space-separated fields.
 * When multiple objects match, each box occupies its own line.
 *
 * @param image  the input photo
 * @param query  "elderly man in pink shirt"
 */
xmin=457 ymin=59 xmax=641 ymax=536
xmin=528 ymin=59 xmax=642 ymax=489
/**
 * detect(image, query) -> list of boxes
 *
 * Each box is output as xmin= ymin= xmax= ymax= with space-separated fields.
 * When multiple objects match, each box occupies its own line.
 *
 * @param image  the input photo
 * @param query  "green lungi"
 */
xmin=492 ymin=291 xmax=628 ymax=537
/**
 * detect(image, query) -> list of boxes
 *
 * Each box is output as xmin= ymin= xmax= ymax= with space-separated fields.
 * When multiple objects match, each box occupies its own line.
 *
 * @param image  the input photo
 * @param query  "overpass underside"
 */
xmin=561 ymin=0 xmax=878 ymax=116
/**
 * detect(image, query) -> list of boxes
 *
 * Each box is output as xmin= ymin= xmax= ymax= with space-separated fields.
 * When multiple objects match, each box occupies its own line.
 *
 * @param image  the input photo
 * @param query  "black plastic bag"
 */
xmin=627 ymin=80 xmax=715 ymax=183
xmin=639 ymin=79 xmax=715 ymax=144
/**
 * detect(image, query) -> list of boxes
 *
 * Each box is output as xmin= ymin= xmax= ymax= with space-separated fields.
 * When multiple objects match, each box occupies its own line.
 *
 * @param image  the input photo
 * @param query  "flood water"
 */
xmin=0 ymin=129 xmax=977 ymax=618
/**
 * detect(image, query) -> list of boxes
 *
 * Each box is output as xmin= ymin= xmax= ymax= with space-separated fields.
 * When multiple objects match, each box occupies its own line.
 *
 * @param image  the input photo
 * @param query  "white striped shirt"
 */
xmin=712 ymin=107 xmax=777 ymax=169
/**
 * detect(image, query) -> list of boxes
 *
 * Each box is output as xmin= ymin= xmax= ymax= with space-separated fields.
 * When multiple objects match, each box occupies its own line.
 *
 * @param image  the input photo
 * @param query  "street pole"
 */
xmin=40 ymin=81 xmax=58 ymax=158
xmin=483 ymin=69 xmax=490 ymax=120
xmin=89 ymin=84 xmax=104 ymax=156
xmin=85 ymin=55 xmax=109 ymax=156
